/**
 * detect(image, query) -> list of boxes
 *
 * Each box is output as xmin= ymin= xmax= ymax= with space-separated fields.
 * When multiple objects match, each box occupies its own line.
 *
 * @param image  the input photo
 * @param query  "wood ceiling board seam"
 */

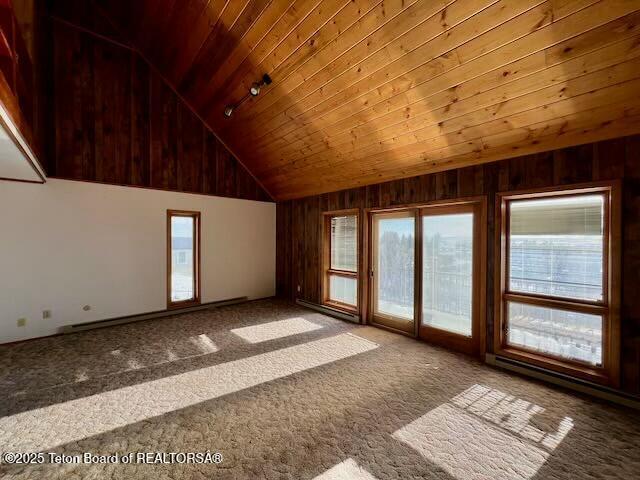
xmin=266 ymin=34 xmax=640 ymax=170
xmin=232 ymin=0 xmax=501 ymax=147
xmin=272 ymin=64 xmax=640 ymax=179
xmin=295 ymin=0 xmax=546 ymax=121
xmin=270 ymin=76 xmax=640 ymax=183
xmin=174 ymin=0 xmax=269 ymax=86
xmin=178 ymin=0 xmax=256 ymax=102
xmin=191 ymin=0 xmax=328 ymax=108
xmin=192 ymin=0 xmax=327 ymax=129
xmin=276 ymin=108 xmax=640 ymax=199
xmin=249 ymin=0 xmax=598 ymax=153
xmin=200 ymin=0 xmax=362 ymax=118
xmin=256 ymin=40 xmax=640 ymax=177
xmin=313 ymin=14 xmax=640 ymax=154
xmin=188 ymin=0 xmax=297 ymax=104
xmin=255 ymin=0 xmax=566 ymax=160
xmin=168 ymin=0 xmax=230 ymax=83
xmin=359 ymin=68 xmax=640 ymax=163
xmin=191 ymin=0 xmax=275 ymax=88
xmin=271 ymin=79 xmax=640 ymax=192
xmin=222 ymin=0 xmax=426 ymax=124
xmin=256 ymin=0 xmax=636 ymax=167
xmin=219 ymin=0 xmax=458 ymax=138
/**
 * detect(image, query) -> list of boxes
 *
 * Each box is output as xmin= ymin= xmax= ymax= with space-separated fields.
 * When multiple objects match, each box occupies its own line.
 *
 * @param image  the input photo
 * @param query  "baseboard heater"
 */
xmin=61 ymin=296 xmax=249 ymax=334
xmin=295 ymin=299 xmax=360 ymax=324
xmin=486 ymin=353 xmax=640 ymax=410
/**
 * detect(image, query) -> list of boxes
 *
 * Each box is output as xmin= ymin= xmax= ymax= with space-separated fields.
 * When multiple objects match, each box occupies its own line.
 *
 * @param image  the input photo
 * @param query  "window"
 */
xmin=323 ymin=211 xmax=358 ymax=312
xmin=496 ymin=183 xmax=620 ymax=386
xmin=167 ymin=210 xmax=200 ymax=308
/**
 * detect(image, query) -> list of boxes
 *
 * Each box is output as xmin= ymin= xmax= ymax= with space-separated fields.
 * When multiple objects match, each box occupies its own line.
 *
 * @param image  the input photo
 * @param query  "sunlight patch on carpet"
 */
xmin=0 ymin=333 xmax=377 ymax=452
xmin=231 ymin=317 xmax=323 ymax=343
xmin=314 ymin=458 xmax=378 ymax=479
xmin=392 ymin=384 xmax=573 ymax=480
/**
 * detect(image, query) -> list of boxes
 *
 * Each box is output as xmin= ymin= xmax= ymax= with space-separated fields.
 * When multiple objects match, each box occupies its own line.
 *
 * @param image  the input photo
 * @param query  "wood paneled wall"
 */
xmin=45 ymin=14 xmax=272 ymax=202
xmin=276 ymin=135 xmax=640 ymax=395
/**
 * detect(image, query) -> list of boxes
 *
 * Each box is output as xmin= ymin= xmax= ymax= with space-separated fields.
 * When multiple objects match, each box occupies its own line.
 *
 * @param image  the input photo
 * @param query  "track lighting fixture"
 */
xmin=223 ymin=73 xmax=273 ymax=118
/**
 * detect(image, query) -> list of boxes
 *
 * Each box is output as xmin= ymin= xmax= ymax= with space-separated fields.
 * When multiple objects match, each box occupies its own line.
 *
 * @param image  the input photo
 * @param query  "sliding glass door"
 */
xmin=420 ymin=204 xmax=481 ymax=355
xmin=371 ymin=211 xmax=417 ymax=333
xmin=369 ymin=200 xmax=485 ymax=355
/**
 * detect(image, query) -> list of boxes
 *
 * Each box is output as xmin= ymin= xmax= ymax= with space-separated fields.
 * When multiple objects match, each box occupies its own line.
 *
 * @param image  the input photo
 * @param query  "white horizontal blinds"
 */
xmin=509 ymin=194 xmax=605 ymax=302
xmin=328 ymin=214 xmax=358 ymax=307
xmin=330 ymin=216 xmax=357 ymax=272
xmin=510 ymin=195 xmax=603 ymax=236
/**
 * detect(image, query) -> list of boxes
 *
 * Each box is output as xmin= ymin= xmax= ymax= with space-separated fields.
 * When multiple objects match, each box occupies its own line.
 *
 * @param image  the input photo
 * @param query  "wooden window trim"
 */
xmin=167 ymin=209 xmax=201 ymax=310
xmin=322 ymin=209 xmax=360 ymax=314
xmin=494 ymin=181 xmax=621 ymax=387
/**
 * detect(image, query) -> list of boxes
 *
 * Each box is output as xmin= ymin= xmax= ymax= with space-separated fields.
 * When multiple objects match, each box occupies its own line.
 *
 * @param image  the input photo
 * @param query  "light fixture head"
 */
xmin=262 ymin=73 xmax=272 ymax=85
xmin=223 ymin=105 xmax=234 ymax=118
xmin=250 ymin=82 xmax=261 ymax=96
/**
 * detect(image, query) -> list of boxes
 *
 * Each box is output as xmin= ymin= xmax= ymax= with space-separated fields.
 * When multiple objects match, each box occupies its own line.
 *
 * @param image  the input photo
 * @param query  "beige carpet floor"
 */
xmin=0 ymin=299 xmax=639 ymax=480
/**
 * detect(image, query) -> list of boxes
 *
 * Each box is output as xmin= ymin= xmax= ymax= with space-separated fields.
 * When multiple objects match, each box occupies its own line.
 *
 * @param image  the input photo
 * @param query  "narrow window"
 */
xmin=496 ymin=184 xmax=620 ymax=386
xmin=167 ymin=210 xmax=200 ymax=308
xmin=323 ymin=211 xmax=358 ymax=312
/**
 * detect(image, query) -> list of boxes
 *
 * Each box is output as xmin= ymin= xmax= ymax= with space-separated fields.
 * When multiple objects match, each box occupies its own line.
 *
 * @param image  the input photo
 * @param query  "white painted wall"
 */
xmin=0 ymin=178 xmax=276 ymax=343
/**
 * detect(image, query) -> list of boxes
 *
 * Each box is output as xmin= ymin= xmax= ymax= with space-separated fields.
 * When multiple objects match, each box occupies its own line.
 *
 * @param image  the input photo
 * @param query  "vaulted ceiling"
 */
xmin=95 ymin=0 xmax=640 ymax=200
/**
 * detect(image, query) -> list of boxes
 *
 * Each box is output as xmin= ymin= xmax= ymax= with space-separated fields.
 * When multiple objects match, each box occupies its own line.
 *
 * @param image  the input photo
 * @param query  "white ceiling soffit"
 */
xmin=0 ymin=103 xmax=45 ymax=183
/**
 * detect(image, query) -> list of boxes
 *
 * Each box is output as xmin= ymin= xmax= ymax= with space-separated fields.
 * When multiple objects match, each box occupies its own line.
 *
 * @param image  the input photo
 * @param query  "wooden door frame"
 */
xmin=364 ymin=196 xmax=487 ymax=359
xmin=418 ymin=201 xmax=486 ymax=357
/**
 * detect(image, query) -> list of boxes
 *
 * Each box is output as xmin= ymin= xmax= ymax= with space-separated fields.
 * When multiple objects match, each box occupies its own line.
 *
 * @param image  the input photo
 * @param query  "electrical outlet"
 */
xmin=297 ymin=285 xmax=301 ymax=293
xmin=17 ymin=318 xmax=26 ymax=327
xmin=42 ymin=310 xmax=51 ymax=319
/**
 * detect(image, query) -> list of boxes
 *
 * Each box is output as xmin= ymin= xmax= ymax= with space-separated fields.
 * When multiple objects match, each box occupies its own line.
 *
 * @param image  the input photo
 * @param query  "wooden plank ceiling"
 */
xmin=95 ymin=0 xmax=640 ymax=200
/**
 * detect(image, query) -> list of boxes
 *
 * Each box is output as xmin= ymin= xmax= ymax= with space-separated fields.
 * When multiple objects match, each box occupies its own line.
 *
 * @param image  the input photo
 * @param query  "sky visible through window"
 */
xmin=171 ymin=216 xmax=194 ymax=302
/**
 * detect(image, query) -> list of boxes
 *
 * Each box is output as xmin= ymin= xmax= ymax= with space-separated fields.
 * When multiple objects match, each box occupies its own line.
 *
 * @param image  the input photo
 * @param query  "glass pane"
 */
xmin=422 ymin=213 xmax=473 ymax=336
xmin=171 ymin=216 xmax=194 ymax=302
xmin=509 ymin=194 xmax=604 ymax=301
xmin=331 ymin=215 xmax=357 ymax=271
xmin=507 ymin=301 xmax=603 ymax=366
xmin=329 ymin=275 xmax=357 ymax=306
xmin=375 ymin=214 xmax=415 ymax=320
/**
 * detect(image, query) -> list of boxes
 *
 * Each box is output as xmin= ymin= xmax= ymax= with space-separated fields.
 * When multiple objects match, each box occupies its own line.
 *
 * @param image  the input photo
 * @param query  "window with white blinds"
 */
xmin=496 ymin=184 xmax=619 ymax=385
xmin=330 ymin=216 xmax=357 ymax=272
xmin=324 ymin=212 xmax=358 ymax=310
xmin=509 ymin=194 xmax=604 ymax=302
